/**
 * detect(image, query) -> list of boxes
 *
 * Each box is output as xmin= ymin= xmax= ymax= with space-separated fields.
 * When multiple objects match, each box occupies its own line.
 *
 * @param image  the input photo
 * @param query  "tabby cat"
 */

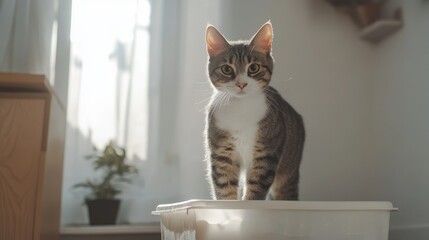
xmin=204 ymin=22 xmax=305 ymax=200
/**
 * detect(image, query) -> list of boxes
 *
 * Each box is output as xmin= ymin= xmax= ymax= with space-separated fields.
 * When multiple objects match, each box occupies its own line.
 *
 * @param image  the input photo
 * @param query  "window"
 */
xmin=62 ymin=0 xmax=154 ymax=225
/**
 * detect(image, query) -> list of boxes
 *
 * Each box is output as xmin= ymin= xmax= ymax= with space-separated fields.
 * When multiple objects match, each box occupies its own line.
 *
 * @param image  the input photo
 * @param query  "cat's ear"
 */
xmin=206 ymin=25 xmax=230 ymax=57
xmin=250 ymin=21 xmax=273 ymax=55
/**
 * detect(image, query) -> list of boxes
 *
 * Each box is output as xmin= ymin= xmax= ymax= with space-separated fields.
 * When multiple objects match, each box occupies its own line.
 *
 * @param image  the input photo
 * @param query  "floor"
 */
xmin=61 ymin=233 xmax=161 ymax=240
xmin=60 ymin=224 xmax=161 ymax=240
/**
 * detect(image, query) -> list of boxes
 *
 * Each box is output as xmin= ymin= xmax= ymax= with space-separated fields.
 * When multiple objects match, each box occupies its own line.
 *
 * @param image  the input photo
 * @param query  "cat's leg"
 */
xmin=243 ymin=155 xmax=279 ymax=200
xmin=270 ymin=166 xmax=299 ymax=200
xmin=209 ymin=153 xmax=240 ymax=200
xmin=207 ymin=123 xmax=241 ymax=200
xmin=268 ymin=111 xmax=305 ymax=200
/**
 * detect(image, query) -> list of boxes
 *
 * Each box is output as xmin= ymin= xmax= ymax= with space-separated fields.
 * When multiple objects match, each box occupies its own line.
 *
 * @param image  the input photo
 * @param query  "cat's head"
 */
xmin=205 ymin=22 xmax=274 ymax=98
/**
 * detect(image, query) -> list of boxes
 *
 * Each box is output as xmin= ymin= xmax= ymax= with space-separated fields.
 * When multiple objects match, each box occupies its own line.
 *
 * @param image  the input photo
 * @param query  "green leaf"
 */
xmin=73 ymin=141 xmax=138 ymax=200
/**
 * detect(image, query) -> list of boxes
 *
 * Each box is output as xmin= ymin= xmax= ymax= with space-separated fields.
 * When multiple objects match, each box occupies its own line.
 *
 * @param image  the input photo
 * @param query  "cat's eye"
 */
xmin=248 ymin=63 xmax=260 ymax=74
xmin=220 ymin=65 xmax=234 ymax=75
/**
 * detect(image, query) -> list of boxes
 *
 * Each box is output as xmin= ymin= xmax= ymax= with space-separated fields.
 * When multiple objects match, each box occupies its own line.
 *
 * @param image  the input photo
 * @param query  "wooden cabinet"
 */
xmin=0 ymin=73 xmax=66 ymax=240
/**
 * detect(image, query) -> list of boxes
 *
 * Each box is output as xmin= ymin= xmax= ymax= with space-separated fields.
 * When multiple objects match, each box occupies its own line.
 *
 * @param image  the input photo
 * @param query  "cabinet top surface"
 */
xmin=0 ymin=72 xmax=51 ymax=93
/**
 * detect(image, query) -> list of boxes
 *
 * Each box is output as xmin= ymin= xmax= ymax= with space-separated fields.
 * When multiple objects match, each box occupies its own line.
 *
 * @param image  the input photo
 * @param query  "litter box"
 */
xmin=152 ymin=200 xmax=397 ymax=240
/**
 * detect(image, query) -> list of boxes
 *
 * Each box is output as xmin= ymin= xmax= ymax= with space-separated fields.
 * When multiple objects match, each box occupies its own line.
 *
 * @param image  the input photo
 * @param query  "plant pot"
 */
xmin=354 ymin=3 xmax=381 ymax=27
xmin=86 ymin=199 xmax=120 ymax=225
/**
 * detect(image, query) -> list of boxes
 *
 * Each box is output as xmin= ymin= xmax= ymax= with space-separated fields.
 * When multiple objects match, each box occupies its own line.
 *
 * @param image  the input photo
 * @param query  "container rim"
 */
xmin=152 ymin=199 xmax=398 ymax=215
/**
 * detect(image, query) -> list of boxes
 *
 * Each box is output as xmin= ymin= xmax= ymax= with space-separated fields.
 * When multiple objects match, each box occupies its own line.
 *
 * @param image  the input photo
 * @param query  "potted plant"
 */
xmin=325 ymin=0 xmax=381 ymax=27
xmin=74 ymin=142 xmax=138 ymax=225
xmin=353 ymin=0 xmax=381 ymax=27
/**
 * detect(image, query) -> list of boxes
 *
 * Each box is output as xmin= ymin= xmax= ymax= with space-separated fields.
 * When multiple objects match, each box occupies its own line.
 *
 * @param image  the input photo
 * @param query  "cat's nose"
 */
xmin=236 ymin=82 xmax=248 ymax=90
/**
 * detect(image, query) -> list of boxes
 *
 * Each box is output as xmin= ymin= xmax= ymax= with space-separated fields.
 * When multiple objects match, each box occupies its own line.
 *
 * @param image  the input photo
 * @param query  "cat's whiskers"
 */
xmin=264 ymin=95 xmax=276 ymax=115
xmin=263 ymin=88 xmax=285 ymax=115
xmin=208 ymin=92 xmax=228 ymax=120
xmin=223 ymin=93 xmax=232 ymax=110
xmin=219 ymin=92 xmax=231 ymax=110
xmin=194 ymin=89 xmax=216 ymax=113
xmin=208 ymin=94 xmax=221 ymax=120
xmin=197 ymin=96 xmax=217 ymax=113
xmin=266 ymin=94 xmax=282 ymax=114
xmin=264 ymin=96 xmax=275 ymax=115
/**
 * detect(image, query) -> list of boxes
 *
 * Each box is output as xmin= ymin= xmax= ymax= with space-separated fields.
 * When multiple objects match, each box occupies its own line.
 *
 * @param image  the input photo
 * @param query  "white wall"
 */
xmin=371 ymin=1 xmax=429 ymax=238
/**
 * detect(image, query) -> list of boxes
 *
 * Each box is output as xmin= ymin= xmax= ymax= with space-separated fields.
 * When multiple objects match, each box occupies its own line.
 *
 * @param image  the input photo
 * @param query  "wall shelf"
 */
xmin=322 ymin=0 xmax=403 ymax=44
xmin=360 ymin=19 xmax=402 ymax=43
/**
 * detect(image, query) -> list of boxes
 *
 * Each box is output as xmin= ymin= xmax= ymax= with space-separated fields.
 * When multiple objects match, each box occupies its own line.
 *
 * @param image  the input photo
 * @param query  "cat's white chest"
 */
xmin=214 ymin=93 xmax=267 ymax=169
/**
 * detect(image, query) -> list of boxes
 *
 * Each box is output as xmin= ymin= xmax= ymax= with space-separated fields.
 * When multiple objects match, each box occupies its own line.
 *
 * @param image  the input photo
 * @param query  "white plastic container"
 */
xmin=152 ymin=200 xmax=397 ymax=240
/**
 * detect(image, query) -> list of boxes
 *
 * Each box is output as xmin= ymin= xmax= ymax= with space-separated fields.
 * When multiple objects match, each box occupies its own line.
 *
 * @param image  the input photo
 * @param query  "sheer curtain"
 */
xmin=0 ymin=0 xmax=57 ymax=79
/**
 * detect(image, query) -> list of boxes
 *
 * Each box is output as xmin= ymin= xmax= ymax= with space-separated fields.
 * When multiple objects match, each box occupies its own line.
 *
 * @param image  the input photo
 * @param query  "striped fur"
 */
xmin=205 ymin=22 xmax=305 ymax=200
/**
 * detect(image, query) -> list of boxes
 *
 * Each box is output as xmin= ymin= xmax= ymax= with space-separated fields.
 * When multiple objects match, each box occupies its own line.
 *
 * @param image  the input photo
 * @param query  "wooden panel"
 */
xmin=0 ymin=73 xmax=66 ymax=240
xmin=0 ymin=98 xmax=46 ymax=240
xmin=0 ymin=73 xmax=52 ymax=93
xmin=38 ymin=93 xmax=66 ymax=240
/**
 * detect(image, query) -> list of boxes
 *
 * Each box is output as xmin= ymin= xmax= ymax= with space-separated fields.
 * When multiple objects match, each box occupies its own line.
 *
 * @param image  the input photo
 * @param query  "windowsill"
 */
xmin=60 ymin=223 xmax=160 ymax=235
